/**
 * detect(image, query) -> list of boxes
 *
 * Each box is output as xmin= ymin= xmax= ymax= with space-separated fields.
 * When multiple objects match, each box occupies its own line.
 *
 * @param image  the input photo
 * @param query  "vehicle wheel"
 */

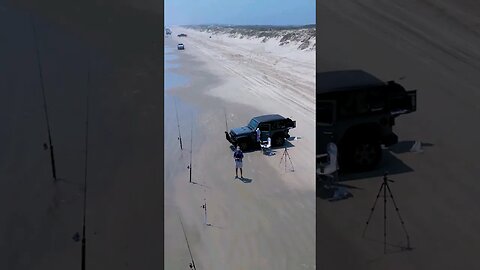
xmin=238 ymin=141 xmax=249 ymax=151
xmin=273 ymin=136 xmax=285 ymax=146
xmin=347 ymin=141 xmax=381 ymax=171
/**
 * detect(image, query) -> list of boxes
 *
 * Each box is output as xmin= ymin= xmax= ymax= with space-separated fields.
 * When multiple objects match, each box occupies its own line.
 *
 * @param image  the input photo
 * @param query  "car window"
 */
xmin=272 ymin=120 xmax=285 ymax=129
xmin=259 ymin=123 xmax=270 ymax=132
xmin=337 ymin=90 xmax=369 ymax=118
xmin=247 ymin=119 xmax=259 ymax=129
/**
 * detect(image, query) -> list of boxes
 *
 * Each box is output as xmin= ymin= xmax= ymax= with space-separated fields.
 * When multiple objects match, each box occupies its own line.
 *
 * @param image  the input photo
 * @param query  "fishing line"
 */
xmin=81 ymin=55 xmax=91 ymax=270
xmin=174 ymin=98 xmax=183 ymax=150
xmin=31 ymin=14 xmax=57 ymax=180
xmin=178 ymin=215 xmax=197 ymax=269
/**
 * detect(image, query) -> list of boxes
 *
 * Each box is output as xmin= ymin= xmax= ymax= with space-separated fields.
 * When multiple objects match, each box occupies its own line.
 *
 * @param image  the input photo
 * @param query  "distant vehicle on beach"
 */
xmin=177 ymin=43 xmax=185 ymax=50
xmin=317 ymin=70 xmax=417 ymax=171
xmin=225 ymin=114 xmax=296 ymax=151
xmin=177 ymin=33 xmax=187 ymax=37
xmin=165 ymin=28 xmax=172 ymax=35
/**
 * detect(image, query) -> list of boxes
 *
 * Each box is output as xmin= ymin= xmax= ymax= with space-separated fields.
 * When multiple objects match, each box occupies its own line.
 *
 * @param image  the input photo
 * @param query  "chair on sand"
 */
xmin=260 ymin=137 xmax=272 ymax=155
xmin=317 ymin=143 xmax=350 ymax=200
xmin=317 ymin=143 xmax=339 ymax=186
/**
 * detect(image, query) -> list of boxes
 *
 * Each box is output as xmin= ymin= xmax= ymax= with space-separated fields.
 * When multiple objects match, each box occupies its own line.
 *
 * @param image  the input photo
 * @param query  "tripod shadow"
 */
xmin=362 ymin=235 xmax=414 ymax=254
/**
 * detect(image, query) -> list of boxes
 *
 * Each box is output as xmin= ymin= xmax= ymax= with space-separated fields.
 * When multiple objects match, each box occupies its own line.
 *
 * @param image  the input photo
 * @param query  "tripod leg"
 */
xmin=279 ymin=150 xmax=287 ymax=172
xmin=384 ymin=180 xmax=387 ymax=254
xmin=279 ymin=151 xmax=285 ymax=165
xmin=385 ymin=184 xmax=411 ymax=250
xmin=285 ymin=150 xmax=294 ymax=171
xmin=362 ymin=183 xmax=385 ymax=237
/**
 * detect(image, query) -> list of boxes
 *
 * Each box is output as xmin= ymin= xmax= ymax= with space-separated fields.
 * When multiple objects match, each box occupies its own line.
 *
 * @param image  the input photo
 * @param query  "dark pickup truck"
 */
xmin=225 ymin=114 xmax=296 ymax=150
xmin=317 ymin=70 xmax=417 ymax=171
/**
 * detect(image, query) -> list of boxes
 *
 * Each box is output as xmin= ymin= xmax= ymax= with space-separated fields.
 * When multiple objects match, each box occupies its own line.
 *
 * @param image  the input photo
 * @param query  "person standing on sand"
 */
xmin=256 ymin=127 xmax=261 ymax=144
xmin=233 ymin=146 xmax=244 ymax=179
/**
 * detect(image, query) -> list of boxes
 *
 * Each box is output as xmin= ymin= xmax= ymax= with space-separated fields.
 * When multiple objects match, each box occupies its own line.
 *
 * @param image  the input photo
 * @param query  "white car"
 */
xmin=177 ymin=43 xmax=185 ymax=50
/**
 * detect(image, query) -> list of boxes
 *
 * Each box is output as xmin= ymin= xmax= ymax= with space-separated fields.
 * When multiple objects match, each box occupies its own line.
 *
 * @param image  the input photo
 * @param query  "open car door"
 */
xmin=285 ymin=118 xmax=296 ymax=129
xmin=388 ymin=89 xmax=417 ymax=116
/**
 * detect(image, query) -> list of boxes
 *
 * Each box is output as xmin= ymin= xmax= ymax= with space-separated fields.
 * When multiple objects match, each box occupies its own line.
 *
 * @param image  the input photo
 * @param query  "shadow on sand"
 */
xmin=362 ymin=236 xmax=414 ymax=256
xmin=339 ymin=150 xmax=414 ymax=182
xmin=236 ymin=177 xmax=253 ymax=183
xmin=206 ymin=223 xmax=225 ymax=229
xmin=316 ymin=140 xmax=435 ymax=200
xmin=191 ymin=181 xmax=210 ymax=189
xmin=389 ymin=140 xmax=434 ymax=154
xmin=229 ymin=140 xmax=295 ymax=153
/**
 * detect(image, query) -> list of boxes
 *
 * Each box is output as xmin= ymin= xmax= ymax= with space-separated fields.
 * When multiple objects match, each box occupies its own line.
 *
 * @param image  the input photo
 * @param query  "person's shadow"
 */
xmin=237 ymin=177 xmax=253 ymax=183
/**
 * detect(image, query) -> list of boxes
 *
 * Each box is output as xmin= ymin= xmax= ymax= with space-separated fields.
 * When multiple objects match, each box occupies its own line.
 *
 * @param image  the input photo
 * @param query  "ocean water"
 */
xmin=165 ymin=45 xmax=188 ymax=90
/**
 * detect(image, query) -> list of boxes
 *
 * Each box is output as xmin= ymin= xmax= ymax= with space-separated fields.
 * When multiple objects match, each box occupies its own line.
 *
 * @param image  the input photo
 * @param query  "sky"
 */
xmin=164 ymin=0 xmax=315 ymax=26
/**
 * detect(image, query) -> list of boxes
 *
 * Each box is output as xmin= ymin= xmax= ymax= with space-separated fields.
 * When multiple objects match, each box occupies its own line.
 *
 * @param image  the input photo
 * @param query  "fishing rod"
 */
xmin=223 ymin=107 xmax=228 ymax=132
xmin=31 ymin=14 xmax=57 ymax=181
xmin=174 ymin=98 xmax=183 ymax=150
xmin=201 ymin=196 xmax=210 ymax=226
xmin=81 ymin=55 xmax=91 ymax=270
xmin=178 ymin=215 xmax=197 ymax=270
xmin=188 ymin=117 xmax=193 ymax=183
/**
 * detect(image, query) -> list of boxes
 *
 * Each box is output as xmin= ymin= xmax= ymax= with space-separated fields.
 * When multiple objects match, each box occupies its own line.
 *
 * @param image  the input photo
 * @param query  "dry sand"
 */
xmin=317 ymin=1 xmax=480 ymax=269
xmin=164 ymin=27 xmax=316 ymax=269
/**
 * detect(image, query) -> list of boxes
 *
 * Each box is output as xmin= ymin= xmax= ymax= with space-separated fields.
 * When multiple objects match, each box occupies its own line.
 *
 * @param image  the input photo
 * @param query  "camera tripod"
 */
xmin=362 ymin=172 xmax=411 ymax=253
xmin=279 ymin=146 xmax=294 ymax=172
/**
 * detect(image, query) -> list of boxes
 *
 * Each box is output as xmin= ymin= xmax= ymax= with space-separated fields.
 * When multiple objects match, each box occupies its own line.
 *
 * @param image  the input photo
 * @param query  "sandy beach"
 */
xmin=317 ymin=1 xmax=480 ymax=269
xmin=164 ymin=27 xmax=316 ymax=269
xmin=1 ymin=1 xmax=165 ymax=269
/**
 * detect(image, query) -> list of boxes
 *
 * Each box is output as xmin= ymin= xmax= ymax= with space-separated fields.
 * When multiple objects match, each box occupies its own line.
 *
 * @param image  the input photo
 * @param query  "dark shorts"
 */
xmin=235 ymin=160 xmax=243 ymax=168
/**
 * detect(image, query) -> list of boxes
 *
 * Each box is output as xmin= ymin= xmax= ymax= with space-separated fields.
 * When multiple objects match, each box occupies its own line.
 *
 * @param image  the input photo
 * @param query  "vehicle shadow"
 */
xmin=229 ymin=140 xmax=295 ymax=153
xmin=389 ymin=140 xmax=434 ymax=154
xmin=339 ymin=150 xmax=414 ymax=182
xmin=317 ymin=145 xmax=424 ymax=199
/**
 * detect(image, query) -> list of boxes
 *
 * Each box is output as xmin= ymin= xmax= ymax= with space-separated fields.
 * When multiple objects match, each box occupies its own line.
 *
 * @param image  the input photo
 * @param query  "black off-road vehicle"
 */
xmin=317 ymin=70 xmax=417 ymax=171
xmin=225 ymin=114 xmax=296 ymax=150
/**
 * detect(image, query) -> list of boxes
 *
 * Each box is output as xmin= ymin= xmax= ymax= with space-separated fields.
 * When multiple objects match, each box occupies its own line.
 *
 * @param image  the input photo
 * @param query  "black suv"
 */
xmin=317 ymin=70 xmax=417 ymax=171
xmin=225 ymin=114 xmax=296 ymax=150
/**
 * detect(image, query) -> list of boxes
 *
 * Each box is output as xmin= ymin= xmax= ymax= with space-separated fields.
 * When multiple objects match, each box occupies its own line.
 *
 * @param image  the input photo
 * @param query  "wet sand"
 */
xmin=317 ymin=1 xmax=480 ymax=269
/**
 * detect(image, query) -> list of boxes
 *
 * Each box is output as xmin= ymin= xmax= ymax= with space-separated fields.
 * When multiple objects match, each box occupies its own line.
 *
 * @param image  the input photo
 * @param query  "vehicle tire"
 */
xmin=273 ymin=135 xmax=285 ymax=146
xmin=345 ymin=140 xmax=381 ymax=171
xmin=238 ymin=141 xmax=249 ymax=151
